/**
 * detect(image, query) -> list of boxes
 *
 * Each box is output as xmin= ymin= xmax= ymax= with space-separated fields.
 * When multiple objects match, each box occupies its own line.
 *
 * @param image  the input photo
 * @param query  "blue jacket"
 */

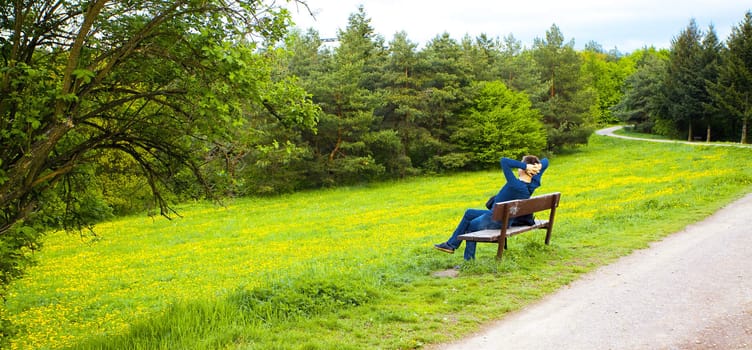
xmin=491 ymin=157 xmax=549 ymax=207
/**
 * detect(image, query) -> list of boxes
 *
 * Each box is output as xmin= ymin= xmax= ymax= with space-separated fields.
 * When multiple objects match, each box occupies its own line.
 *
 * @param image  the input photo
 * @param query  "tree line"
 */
xmin=1 ymin=0 xmax=751 ymax=318
xmin=222 ymin=6 xmax=614 ymax=196
xmin=615 ymin=14 xmax=752 ymax=143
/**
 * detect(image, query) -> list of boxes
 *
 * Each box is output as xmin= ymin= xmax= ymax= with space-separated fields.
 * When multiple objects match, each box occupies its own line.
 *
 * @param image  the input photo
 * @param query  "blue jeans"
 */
xmin=445 ymin=209 xmax=503 ymax=260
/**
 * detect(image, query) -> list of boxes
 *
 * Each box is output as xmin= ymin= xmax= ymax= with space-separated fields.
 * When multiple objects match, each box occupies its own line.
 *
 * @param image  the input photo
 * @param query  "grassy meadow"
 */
xmin=6 ymin=134 xmax=752 ymax=349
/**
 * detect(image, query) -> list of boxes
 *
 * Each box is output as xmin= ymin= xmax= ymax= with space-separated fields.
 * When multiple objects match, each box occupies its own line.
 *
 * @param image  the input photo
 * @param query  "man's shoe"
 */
xmin=433 ymin=243 xmax=455 ymax=254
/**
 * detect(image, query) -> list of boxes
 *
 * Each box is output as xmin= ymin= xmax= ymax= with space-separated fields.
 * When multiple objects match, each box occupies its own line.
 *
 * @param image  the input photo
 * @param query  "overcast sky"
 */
xmin=284 ymin=1 xmax=751 ymax=53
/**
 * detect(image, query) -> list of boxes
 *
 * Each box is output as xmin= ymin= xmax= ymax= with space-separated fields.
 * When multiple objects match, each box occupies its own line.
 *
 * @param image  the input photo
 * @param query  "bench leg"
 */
xmin=496 ymin=235 xmax=507 ymax=260
xmin=544 ymin=226 xmax=553 ymax=245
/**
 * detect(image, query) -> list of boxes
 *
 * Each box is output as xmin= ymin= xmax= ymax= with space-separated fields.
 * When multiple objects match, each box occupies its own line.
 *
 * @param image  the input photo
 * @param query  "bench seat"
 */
xmin=458 ymin=219 xmax=550 ymax=242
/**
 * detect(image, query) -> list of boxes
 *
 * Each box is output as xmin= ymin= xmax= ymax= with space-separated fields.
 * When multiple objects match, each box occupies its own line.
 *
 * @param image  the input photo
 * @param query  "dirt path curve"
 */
xmin=596 ymin=125 xmax=752 ymax=149
xmin=432 ymin=128 xmax=752 ymax=350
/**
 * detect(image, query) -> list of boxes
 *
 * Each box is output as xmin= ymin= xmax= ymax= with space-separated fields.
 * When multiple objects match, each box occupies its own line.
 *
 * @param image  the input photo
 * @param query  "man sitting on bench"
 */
xmin=433 ymin=155 xmax=549 ymax=260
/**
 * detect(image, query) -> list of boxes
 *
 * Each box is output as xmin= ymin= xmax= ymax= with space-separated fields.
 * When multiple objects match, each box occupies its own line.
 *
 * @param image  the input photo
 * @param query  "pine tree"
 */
xmin=417 ymin=33 xmax=473 ymax=170
xmin=460 ymin=33 xmax=501 ymax=82
xmin=698 ymin=26 xmax=723 ymax=142
xmin=663 ymin=19 xmax=705 ymax=141
xmin=613 ymin=49 xmax=669 ymax=133
xmin=532 ymin=24 xmax=595 ymax=151
xmin=375 ymin=31 xmax=424 ymax=176
xmin=304 ymin=6 xmax=386 ymax=184
xmin=496 ymin=34 xmax=545 ymax=98
xmin=712 ymin=11 xmax=752 ymax=144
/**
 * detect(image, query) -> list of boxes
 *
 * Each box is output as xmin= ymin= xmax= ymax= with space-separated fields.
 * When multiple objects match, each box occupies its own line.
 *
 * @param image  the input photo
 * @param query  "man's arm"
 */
xmin=500 ymin=157 xmax=526 ymax=183
xmin=531 ymin=158 xmax=549 ymax=182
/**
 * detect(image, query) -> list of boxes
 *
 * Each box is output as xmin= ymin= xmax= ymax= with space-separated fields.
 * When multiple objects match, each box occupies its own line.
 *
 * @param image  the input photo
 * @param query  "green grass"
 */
xmin=6 ymin=134 xmax=752 ymax=349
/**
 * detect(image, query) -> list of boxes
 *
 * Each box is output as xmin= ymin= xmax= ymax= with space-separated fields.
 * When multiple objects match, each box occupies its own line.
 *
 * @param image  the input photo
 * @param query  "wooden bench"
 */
xmin=458 ymin=192 xmax=561 ymax=260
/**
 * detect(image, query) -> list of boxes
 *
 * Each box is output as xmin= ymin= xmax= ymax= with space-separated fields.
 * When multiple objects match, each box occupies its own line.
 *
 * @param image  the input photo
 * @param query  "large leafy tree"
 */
xmin=0 ymin=0 xmax=316 ymax=292
xmin=580 ymin=47 xmax=633 ymax=125
xmin=452 ymin=81 xmax=546 ymax=168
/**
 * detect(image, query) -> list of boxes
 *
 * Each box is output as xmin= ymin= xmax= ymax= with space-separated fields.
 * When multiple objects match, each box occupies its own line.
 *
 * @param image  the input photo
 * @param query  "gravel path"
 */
xmin=432 ymin=128 xmax=752 ymax=350
xmin=595 ymin=126 xmax=752 ymax=149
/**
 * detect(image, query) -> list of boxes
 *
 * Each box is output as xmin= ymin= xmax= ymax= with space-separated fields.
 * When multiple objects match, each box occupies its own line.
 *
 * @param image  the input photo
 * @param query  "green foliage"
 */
xmin=709 ymin=11 xmax=752 ymax=144
xmin=0 ymin=223 xmax=42 ymax=346
xmin=496 ymin=36 xmax=546 ymax=96
xmin=0 ymin=0 xmax=318 ymax=305
xmin=533 ymin=24 xmax=596 ymax=151
xmin=613 ymin=48 xmax=670 ymax=132
xmin=661 ymin=19 xmax=712 ymax=140
xmin=93 ymin=151 xmax=154 ymax=216
xmin=0 ymin=225 xmax=41 ymax=291
xmin=362 ymin=130 xmax=413 ymax=177
xmin=273 ymin=8 xmax=642 ymax=180
xmin=616 ymin=12 xmax=752 ymax=144
xmin=580 ymin=49 xmax=634 ymax=124
xmin=452 ymin=81 xmax=546 ymax=167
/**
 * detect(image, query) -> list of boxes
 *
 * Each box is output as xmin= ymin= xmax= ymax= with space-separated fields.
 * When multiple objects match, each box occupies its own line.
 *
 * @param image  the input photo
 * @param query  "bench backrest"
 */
xmin=491 ymin=192 xmax=561 ymax=223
